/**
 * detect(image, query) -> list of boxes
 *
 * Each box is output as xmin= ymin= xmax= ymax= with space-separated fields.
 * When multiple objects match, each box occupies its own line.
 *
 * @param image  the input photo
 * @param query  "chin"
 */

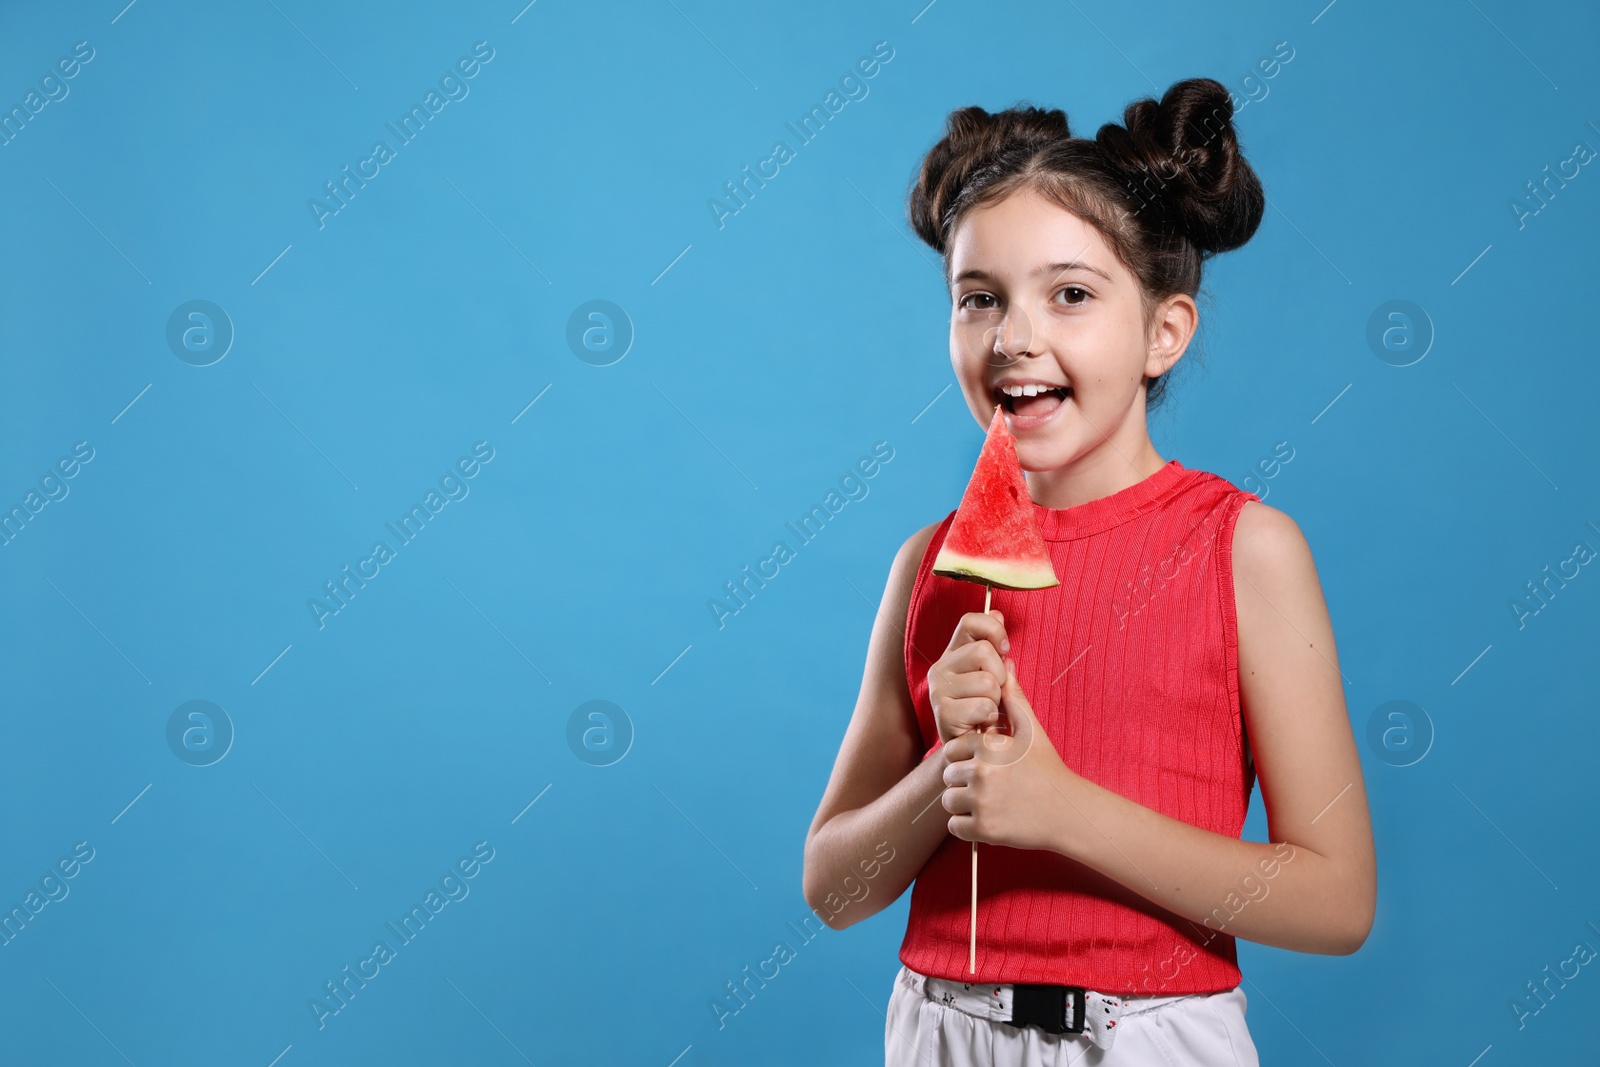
xmin=1014 ymin=441 xmax=1071 ymax=474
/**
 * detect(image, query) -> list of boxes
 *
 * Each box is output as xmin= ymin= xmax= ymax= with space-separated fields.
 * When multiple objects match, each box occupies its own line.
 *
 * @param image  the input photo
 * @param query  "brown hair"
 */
xmin=906 ymin=77 xmax=1265 ymax=410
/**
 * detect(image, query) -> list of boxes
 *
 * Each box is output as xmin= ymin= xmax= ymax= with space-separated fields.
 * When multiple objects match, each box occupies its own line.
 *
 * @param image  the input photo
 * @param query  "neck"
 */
xmin=1024 ymin=396 xmax=1166 ymax=508
xmin=1025 ymin=442 xmax=1167 ymax=509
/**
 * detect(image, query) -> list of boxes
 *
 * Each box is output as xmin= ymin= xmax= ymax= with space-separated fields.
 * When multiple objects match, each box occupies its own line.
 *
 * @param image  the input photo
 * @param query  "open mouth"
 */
xmin=996 ymin=385 xmax=1072 ymax=419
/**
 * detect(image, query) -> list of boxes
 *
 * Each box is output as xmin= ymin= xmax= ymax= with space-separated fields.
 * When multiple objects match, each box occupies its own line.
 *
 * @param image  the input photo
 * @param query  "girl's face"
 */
xmin=946 ymin=185 xmax=1191 ymax=481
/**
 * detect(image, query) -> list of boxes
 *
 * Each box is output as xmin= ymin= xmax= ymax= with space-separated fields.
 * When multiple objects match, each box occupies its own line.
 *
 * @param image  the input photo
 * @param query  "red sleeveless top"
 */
xmin=898 ymin=458 xmax=1260 ymax=994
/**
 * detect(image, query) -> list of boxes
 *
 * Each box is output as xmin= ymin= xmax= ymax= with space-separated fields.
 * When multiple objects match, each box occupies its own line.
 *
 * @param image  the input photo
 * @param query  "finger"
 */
xmin=996 ymin=659 xmax=1017 ymax=705
xmin=941 ymin=785 xmax=974 ymax=815
xmin=941 ymin=731 xmax=976 ymax=763
xmin=947 ymin=814 xmax=975 ymax=842
xmin=940 ymin=694 xmax=1001 ymax=734
xmin=944 ymin=641 xmax=1008 ymax=689
xmin=940 ymin=667 xmax=1004 ymax=703
xmin=942 ymin=758 xmax=974 ymax=787
xmin=946 ymin=610 xmax=1011 ymax=655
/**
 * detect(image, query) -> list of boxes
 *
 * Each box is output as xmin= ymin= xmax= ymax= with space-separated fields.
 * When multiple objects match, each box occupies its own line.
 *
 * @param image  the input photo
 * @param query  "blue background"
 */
xmin=2 ymin=1 xmax=1596 ymax=1064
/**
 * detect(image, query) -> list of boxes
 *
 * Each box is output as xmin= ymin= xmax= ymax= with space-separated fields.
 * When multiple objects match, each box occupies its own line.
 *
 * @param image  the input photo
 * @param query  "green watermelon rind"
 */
xmin=931 ymin=547 xmax=1060 ymax=590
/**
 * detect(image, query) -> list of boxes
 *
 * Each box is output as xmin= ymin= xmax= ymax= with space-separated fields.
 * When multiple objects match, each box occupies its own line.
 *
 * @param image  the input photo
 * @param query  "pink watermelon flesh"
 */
xmin=932 ymin=407 xmax=1061 ymax=590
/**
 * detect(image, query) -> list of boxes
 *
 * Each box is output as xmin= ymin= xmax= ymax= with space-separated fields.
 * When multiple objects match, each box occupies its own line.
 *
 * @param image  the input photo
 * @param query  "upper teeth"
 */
xmin=1001 ymin=383 xmax=1066 ymax=397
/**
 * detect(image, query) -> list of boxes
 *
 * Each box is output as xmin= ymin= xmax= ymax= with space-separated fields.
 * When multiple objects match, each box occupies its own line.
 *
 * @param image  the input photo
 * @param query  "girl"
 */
xmin=803 ymin=77 xmax=1376 ymax=1066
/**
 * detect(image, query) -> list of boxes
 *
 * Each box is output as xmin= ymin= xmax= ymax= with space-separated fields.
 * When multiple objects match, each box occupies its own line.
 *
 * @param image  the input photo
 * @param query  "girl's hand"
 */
xmin=929 ymin=609 xmax=1009 ymax=748
xmin=941 ymin=658 xmax=1081 ymax=853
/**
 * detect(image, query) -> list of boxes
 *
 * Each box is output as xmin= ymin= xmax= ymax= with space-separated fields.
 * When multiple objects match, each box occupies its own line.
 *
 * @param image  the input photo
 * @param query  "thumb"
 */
xmin=1001 ymin=658 xmax=1035 ymax=721
xmin=978 ymin=658 xmax=1038 ymax=765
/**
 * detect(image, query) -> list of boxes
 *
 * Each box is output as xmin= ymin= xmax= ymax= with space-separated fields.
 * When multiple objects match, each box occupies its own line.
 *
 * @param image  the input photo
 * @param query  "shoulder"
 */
xmin=884 ymin=520 xmax=945 ymax=623
xmin=897 ymin=518 xmax=945 ymax=566
xmin=890 ymin=519 xmax=945 ymax=591
xmin=1229 ymin=499 xmax=1320 ymax=599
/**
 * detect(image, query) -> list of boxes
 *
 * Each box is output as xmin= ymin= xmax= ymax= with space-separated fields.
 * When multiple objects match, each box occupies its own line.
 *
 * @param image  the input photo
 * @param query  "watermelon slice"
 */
xmin=932 ymin=407 xmax=1060 ymax=590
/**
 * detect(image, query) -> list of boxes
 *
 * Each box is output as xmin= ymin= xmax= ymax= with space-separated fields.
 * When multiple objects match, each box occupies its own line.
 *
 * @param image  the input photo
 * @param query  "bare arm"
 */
xmin=802 ymin=523 xmax=952 ymax=931
xmin=1028 ymin=500 xmax=1376 ymax=955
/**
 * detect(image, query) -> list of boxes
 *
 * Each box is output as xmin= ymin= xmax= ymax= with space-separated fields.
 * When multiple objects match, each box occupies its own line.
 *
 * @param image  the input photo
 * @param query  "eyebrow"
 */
xmin=951 ymin=260 xmax=1114 ymax=285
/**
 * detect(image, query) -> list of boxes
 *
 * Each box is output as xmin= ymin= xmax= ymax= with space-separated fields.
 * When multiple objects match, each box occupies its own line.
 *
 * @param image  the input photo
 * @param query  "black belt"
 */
xmin=1005 ymin=982 xmax=1088 ymax=1035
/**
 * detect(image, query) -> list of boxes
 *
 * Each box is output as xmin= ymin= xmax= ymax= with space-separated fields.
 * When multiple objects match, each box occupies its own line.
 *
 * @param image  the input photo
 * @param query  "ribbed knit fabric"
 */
xmin=898 ymin=458 xmax=1260 ymax=994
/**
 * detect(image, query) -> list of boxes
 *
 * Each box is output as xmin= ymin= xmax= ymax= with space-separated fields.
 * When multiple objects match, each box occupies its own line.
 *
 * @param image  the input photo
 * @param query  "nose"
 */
xmin=986 ymin=305 xmax=1036 ymax=369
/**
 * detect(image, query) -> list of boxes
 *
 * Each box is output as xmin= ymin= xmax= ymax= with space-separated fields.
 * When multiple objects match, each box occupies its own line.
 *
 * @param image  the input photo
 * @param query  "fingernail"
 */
xmin=1001 ymin=638 xmax=1010 ymax=653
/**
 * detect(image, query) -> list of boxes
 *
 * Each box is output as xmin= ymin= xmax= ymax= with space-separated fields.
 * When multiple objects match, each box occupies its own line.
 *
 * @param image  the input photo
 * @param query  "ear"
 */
xmin=1145 ymin=293 xmax=1197 ymax=380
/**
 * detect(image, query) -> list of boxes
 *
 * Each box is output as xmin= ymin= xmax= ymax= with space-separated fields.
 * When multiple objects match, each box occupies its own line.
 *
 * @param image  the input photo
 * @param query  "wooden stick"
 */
xmin=972 ymin=580 xmax=992 ymax=974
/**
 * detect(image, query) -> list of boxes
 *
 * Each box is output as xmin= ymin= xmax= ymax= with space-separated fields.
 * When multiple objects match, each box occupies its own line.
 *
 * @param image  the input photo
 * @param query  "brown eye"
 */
xmin=1056 ymin=286 xmax=1089 ymax=305
xmin=959 ymin=293 xmax=996 ymax=310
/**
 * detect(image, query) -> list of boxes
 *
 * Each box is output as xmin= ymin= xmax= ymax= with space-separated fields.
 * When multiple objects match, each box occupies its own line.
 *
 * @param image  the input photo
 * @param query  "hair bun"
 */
xmin=1094 ymin=77 xmax=1264 ymax=255
xmin=909 ymin=105 xmax=1071 ymax=252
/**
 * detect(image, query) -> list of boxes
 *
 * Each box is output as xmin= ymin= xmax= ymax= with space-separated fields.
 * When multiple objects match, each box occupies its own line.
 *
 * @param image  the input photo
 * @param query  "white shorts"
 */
xmin=885 ymin=963 xmax=1259 ymax=1066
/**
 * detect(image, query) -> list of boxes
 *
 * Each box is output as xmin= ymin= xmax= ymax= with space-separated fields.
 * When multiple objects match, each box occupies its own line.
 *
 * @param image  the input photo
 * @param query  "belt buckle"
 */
xmin=1009 ymin=983 xmax=1087 ymax=1035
